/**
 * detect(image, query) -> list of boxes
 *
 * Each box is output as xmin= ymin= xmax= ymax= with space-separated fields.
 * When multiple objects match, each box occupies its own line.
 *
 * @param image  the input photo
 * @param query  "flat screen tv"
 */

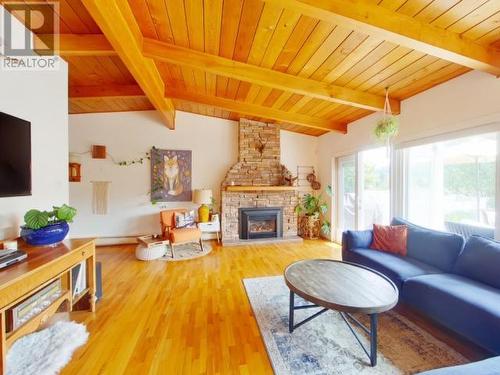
xmin=0 ymin=112 xmax=31 ymax=197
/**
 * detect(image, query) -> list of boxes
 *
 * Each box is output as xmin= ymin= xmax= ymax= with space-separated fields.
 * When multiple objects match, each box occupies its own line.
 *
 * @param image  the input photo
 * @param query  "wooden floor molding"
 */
xmin=62 ymin=240 xmax=484 ymax=374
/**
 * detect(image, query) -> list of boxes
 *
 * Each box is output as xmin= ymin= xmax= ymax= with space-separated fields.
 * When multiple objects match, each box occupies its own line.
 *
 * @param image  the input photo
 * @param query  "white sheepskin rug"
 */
xmin=6 ymin=321 xmax=89 ymax=375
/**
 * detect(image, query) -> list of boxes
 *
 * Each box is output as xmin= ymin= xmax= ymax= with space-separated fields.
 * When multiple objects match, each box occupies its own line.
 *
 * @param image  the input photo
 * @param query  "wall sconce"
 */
xmin=69 ymin=153 xmax=82 ymax=182
xmin=69 ymin=163 xmax=81 ymax=182
xmin=92 ymin=145 xmax=107 ymax=159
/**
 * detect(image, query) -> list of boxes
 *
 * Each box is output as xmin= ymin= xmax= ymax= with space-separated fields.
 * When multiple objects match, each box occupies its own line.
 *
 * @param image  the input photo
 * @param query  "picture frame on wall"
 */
xmin=150 ymin=148 xmax=192 ymax=202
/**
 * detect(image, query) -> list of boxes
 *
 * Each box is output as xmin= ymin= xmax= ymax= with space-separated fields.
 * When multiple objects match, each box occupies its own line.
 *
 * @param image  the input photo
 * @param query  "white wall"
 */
xmin=318 ymin=70 xmax=500 ymax=240
xmin=69 ymin=111 xmax=318 ymax=239
xmin=0 ymin=8 xmax=68 ymax=240
xmin=281 ymin=130 xmax=318 ymax=174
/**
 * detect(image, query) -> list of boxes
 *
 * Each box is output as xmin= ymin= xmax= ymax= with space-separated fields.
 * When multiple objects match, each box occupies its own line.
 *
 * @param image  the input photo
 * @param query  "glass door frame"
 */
xmin=335 ymin=154 xmax=358 ymax=242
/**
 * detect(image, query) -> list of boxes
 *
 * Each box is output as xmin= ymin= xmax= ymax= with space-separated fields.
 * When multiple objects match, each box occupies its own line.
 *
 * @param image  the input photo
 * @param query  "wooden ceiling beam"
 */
xmin=69 ymin=84 xmax=144 ymax=98
xmin=165 ymin=88 xmax=347 ymax=133
xmin=261 ymin=0 xmax=500 ymax=76
xmin=68 ymin=84 xmax=344 ymax=133
xmin=143 ymin=38 xmax=400 ymax=114
xmin=81 ymin=0 xmax=176 ymax=129
xmin=36 ymin=34 xmax=116 ymax=57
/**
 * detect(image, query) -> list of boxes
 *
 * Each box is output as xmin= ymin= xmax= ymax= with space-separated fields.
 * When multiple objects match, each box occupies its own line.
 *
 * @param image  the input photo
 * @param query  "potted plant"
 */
xmin=295 ymin=186 xmax=332 ymax=239
xmin=20 ymin=204 xmax=77 ymax=246
xmin=374 ymin=88 xmax=399 ymax=149
xmin=374 ymin=116 xmax=399 ymax=144
xmin=209 ymin=197 xmax=218 ymax=220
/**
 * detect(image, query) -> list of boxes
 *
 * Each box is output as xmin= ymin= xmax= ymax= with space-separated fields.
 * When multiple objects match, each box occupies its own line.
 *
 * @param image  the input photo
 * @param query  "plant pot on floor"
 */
xmin=298 ymin=214 xmax=321 ymax=240
xmin=21 ymin=221 xmax=70 ymax=246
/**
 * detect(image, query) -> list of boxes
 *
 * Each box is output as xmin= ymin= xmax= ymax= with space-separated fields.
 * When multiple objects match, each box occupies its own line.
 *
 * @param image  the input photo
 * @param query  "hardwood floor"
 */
xmin=62 ymin=240 xmax=341 ymax=374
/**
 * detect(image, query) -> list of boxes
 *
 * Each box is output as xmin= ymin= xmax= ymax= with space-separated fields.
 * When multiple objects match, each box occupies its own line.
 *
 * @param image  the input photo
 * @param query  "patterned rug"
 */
xmin=244 ymin=276 xmax=468 ymax=375
xmin=161 ymin=241 xmax=212 ymax=261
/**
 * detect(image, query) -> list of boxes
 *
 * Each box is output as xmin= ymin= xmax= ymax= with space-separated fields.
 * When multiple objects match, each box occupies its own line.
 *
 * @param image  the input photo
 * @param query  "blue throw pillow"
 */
xmin=453 ymin=235 xmax=500 ymax=289
xmin=391 ymin=217 xmax=464 ymax=272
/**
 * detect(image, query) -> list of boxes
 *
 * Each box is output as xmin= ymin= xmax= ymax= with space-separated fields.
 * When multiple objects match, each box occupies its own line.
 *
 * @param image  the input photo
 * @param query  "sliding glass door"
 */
xmin=335 ymin=126 xmax=500 ymax=243
xmin=337 ymin=155 xmax=356 ymax=236
xmin=335 ymin=147 xmax=390 ymax=239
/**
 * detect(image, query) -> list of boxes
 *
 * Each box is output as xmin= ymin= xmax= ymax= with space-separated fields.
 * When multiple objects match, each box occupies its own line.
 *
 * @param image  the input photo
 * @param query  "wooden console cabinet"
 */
xmin=0 ymin=239 xmax=96 ymax=373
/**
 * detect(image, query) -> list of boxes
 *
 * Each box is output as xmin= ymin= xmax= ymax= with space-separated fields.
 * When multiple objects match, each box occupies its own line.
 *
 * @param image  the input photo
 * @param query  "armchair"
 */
xmin=160 ymin=209 xmax=204 ymax=258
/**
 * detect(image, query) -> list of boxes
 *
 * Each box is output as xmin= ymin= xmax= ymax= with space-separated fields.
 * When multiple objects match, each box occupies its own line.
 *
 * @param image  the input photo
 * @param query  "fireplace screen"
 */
xmin=249 ymin=218 xmax=277 ymax=234
xmin=239 ymin=207 xmax=283 ymax=240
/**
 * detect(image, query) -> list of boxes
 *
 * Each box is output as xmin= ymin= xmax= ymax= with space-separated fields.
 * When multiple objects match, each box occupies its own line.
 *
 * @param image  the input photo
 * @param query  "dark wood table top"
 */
xmin=284 ymin=259 xmax=399 ymax=314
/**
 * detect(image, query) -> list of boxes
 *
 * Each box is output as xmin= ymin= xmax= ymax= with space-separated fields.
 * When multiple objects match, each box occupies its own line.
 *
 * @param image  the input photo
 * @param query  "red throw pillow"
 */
xmin=370 ymin=224 xmax=408 ymax=256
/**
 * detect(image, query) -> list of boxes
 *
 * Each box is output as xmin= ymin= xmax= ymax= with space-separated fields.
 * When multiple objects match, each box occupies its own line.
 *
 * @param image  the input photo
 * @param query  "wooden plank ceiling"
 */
xmin=7 ymin=0 xmax=500 ymax=136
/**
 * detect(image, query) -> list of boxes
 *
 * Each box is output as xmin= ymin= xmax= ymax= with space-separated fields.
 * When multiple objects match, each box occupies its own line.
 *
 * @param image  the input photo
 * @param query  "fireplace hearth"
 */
xmin=239 ymin=207 xmax=283 ymax=240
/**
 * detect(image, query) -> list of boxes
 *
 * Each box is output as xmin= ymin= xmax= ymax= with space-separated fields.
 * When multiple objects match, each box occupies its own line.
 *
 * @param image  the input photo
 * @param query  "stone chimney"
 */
xmin=220 ymin=119 xmax=298 ymax=244
xmin=222 ymin=119 xmax=288 ymax=187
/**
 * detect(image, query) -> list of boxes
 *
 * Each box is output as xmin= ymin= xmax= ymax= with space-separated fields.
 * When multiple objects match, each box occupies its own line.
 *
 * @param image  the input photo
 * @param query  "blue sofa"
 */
xmin=417 ymin=356 xmax=500 ymax=375
xmin=342 ymin=217 xmax=500 ymax=357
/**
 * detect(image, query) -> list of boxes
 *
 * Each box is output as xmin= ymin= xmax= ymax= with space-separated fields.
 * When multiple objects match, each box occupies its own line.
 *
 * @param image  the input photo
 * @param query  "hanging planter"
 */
xmin=374 ymin=88 xmax=399 ymax=148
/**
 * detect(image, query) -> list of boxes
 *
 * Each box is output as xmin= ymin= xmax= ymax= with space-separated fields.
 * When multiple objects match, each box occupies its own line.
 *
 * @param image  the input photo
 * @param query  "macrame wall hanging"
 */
xmin=374 ymin=88 xmax=399 ymax=153
xmin=91 ymin=181 xmax=111 ymax=215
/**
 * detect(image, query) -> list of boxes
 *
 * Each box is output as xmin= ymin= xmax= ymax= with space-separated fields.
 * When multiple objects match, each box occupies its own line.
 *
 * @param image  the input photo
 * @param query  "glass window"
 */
xmin=406 ymin=132 xmax=497 ymax=234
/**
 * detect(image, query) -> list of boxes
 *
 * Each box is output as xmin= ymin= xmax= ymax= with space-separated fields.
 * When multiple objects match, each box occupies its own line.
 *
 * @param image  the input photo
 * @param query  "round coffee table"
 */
xmin=284 ymin=259 xmax=399 ymax=367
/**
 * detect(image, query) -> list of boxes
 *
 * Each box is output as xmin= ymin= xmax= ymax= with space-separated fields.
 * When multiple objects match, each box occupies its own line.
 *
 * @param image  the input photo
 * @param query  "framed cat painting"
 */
xmin=150 ymin=148 xmax=192 ymax=202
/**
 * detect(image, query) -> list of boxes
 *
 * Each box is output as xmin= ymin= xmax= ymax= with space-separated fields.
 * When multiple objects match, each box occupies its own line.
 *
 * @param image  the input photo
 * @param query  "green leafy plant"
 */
xmin=374 ymin=116 xmax=399 ymax=143
xmin=295 ymin=185 xmax=333 ymax=235
xmin=23 ymin=204 xmax=77 ymax=230
xmin=295 ymin=194 xmax=328 ymax=217
xmin=116 ymin=146 xmax=157 ymax=166
xmin=209 ymin=197 xmax=218 ymax=214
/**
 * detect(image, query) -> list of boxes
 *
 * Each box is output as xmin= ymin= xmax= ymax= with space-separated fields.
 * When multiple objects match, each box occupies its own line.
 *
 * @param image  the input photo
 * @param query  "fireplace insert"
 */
xmin=239 ymin=207 xmax=283 ymax=240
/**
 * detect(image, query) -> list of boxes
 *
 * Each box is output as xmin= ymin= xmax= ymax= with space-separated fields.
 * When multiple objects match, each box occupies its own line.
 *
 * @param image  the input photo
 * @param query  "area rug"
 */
xmin=6 ymin=321 xmax=89 ymax=375
xmin=161 ymin=241 xmax=212 ymax=261
xmin=244 ymin=276 xmax=468 ymax=375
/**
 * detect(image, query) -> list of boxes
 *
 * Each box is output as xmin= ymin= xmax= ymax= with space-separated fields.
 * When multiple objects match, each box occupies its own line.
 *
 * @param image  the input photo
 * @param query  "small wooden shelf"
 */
xmin=6 ymin=291 xmax=71 ymax=347
xmin=225 ymin=186 xmax=298 ymax=192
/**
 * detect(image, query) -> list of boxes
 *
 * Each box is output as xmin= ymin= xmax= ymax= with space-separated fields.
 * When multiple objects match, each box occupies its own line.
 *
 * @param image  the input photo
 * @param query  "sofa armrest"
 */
xmin=342 ymin=230 xmax=373 ymax=252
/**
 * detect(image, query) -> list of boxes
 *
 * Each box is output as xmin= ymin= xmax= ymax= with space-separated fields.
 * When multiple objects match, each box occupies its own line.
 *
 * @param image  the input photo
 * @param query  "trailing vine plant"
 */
xmin=114 ymin=146 xmax=156 ymax=166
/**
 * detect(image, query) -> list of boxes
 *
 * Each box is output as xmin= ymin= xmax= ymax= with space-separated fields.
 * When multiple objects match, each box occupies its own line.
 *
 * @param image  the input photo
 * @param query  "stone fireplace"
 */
xmin=221 ymin=119 xmax=299 ymax=244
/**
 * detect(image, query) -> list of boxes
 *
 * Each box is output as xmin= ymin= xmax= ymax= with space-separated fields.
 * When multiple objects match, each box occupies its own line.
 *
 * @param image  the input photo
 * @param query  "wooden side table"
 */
xmin=197 ymin=217 xmax=221 ymax=243
xmin=0 ymin=239 xmax=96 ymax=373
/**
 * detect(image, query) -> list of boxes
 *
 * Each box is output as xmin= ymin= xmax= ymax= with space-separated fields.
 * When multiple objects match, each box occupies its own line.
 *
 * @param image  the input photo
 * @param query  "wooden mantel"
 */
xmin=225 ymin=186 xmax=298 ymax=192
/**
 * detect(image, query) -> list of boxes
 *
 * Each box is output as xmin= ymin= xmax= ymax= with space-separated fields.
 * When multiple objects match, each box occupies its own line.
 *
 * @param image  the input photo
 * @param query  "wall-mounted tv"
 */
xmin=0 ymin=112 xmax=31 ymax=197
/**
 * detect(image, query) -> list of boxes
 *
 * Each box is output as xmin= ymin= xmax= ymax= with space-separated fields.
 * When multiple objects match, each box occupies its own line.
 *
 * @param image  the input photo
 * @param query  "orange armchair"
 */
xmin=160 ymin=209 xmax=204 ymax=258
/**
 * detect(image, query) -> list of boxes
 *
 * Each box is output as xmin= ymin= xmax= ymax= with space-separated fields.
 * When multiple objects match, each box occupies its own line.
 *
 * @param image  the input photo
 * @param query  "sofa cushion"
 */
xmin=416 ymin=356 xmax=500 ymax=375
xmin=454 ymin=235 xmax=500 ymax=290
xmin=392 ymin=217 xmax=465 ymax=272
xmin=170 ymin=227 xmax=201 ymax=243
xmin=402 ymin=273 xmax=500 ymax=355
xmin=343 ymin=230 xmax=373 ymax=251
xmin=343 ymin=248 xmax=441 ymax=291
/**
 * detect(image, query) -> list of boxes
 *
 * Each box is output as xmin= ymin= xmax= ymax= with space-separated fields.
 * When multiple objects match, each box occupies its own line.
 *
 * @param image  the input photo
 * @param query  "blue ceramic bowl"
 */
xmin=20 ymin=221 xmax=70 ymax=246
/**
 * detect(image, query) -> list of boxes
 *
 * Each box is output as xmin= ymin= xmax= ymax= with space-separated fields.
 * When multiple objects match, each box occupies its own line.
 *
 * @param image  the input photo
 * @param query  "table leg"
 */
xmin=86 ymin=253 xmax=97 ymax=313
xmin=289 ymin=291 xmax=294 ymax=333
xmin=0 ymin=312 xmax=5 ymax=374
xmin=370 ymin=313 xmax=378 ymax=366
